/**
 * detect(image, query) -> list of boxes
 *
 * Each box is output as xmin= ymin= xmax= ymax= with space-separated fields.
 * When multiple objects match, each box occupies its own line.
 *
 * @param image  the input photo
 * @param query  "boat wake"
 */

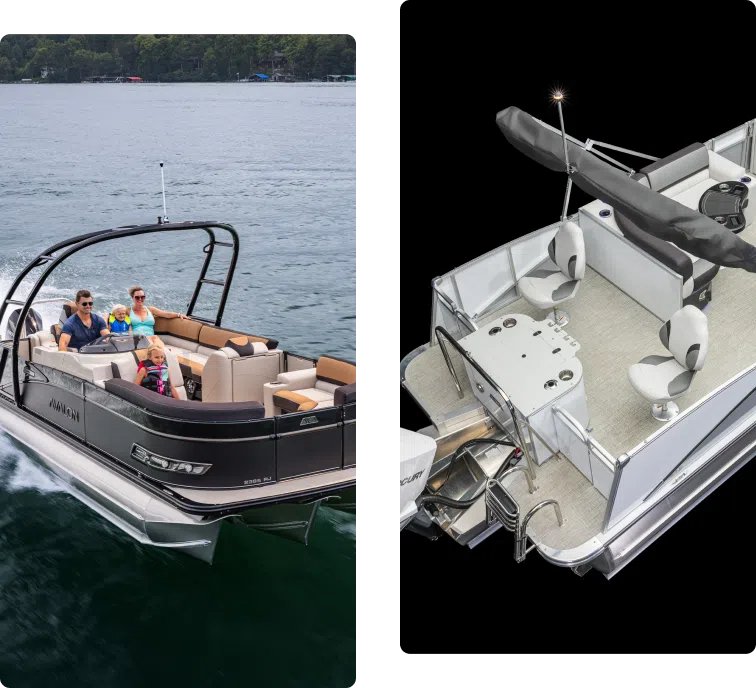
xmin=0 ymin=432 xmax=67 ymax=495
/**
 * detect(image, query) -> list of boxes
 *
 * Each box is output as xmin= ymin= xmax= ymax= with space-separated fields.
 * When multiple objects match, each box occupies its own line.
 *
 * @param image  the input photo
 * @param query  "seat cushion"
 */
xmin=664 ymin=176 xmax=722 ymax=212
xmin=273 ymin=390 xmax=319 ymax=412
xmin=316 ymin=356 xmax=356 ymax=386
xmin=547 ymin=221 xmax=585 ymax=280
xmin=517 ymin=266 xmax=579 ymax=310
xmin=293 ymin=387 xmax=334 ymax=404
xmin=628 ymin=355 xmax=695 ymax=403
xmin=177 ymin=353 xmax=206 ymax=378
xmin=639 ymin=143 xmax=709 ymax=192
xmin=659 ymin=305 xmax=708 ymax=371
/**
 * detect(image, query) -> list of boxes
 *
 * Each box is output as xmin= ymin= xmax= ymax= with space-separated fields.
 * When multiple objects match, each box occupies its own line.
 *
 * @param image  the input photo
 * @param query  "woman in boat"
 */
xmin=128 ymin=285 xmax=188 ymax=344
xmin=134 ymin=343 xmax=180 ymax=399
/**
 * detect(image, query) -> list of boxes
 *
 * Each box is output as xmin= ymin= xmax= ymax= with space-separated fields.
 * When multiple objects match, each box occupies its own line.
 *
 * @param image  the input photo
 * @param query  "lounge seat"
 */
xmin=104 ymin=379 xmax=264 ymax=421
xmin=634 ymin=143 xmax=754 ymax=227
xmin=264 ymin=355 xmax=356 ymax=416
xmin=579 ymin=143 xmax=747 ymax=317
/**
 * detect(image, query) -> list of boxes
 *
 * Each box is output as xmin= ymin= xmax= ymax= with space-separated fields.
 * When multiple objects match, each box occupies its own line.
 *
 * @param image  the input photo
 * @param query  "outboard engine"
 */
xmin=5 ymin=307 xmax=43 ymax=340
xmin=400 ymin=428 xmax=437 ymax=529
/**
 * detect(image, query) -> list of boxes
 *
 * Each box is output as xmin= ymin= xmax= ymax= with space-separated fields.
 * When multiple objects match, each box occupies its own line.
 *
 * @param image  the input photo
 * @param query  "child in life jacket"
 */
xmin=109 ymin=304 xmax=132 ymax=334
xmin=134 ymin=344 xmax=180 ymax=399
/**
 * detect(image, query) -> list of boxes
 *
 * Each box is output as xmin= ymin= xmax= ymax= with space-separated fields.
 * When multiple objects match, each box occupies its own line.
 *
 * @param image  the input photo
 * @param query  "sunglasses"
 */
xmin=80 ymin=301 xmax=94 ymax=307
xmin=134 ymin=295 xmax=146 ymax=300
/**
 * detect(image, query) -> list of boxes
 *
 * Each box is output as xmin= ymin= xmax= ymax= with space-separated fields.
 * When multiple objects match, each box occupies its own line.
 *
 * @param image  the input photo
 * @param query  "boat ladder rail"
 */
xmin=486 ymin=477 xmax=564 ymax=563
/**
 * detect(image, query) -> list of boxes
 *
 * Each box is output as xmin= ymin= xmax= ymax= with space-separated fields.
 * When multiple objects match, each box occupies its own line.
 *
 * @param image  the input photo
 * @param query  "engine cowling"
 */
xmin=5 ymin=307 xmax=43 ymax=340
xmin=400 ymin=428 xmax=437 ymax=528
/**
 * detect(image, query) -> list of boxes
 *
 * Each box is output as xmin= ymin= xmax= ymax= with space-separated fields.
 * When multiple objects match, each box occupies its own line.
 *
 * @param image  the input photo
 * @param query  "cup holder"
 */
xmin=502 ymin=318 xmax=517 ymax=328
xmin=544 ymin=379 xmax=558 ymax=390
xmin=559 ymin=369 xmax=574 ymax=381
xmin=489 ymin=326 xmax=501 ymax=336
xmin=718 ymin=183 xmax=731 ymax=191
xmin=741 ymin=176 xmax=752 ymax=183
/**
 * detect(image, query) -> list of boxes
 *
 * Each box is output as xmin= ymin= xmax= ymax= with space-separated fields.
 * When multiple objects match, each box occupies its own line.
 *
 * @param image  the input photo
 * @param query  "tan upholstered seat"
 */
xmin=263 ymin=355 xmax=356 ymax=415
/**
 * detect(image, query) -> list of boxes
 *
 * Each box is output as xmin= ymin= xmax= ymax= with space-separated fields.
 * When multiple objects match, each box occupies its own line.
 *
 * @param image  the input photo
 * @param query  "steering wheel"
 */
xmin=79 ymin=333 xmax=151 ymax=354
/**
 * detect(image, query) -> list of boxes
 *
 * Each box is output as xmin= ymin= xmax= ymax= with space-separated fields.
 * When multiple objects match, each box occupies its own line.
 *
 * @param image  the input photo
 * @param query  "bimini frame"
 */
xmin=0 ymin=220 xmax=239 ymax=405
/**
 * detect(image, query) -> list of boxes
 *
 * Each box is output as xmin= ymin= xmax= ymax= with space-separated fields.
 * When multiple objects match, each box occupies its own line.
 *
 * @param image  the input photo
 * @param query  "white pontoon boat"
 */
xmin=400 ymin=94 xmax=756 ymax=577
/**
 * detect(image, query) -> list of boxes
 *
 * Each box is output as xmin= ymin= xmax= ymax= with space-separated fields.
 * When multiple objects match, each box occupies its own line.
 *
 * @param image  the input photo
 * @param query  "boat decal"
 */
xmin=300 ymin=416 xmax=318 ymax=427
xmin=49 ymin=397 xmax=80 ymax=422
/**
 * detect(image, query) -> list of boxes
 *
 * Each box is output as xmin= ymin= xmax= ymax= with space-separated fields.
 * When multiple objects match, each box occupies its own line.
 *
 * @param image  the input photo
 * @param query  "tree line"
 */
xmin=0 ymin=35 xmax=356 ymax=82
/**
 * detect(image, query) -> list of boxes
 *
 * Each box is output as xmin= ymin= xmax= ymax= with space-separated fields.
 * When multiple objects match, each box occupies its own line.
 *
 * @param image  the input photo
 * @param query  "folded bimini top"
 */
xmin=496 ymin=106 xmax=756 ymax=272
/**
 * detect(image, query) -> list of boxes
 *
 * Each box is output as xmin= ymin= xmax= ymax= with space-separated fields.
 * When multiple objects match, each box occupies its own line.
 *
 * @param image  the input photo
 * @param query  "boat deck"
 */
xmin=404 ymin=221 xmax=756 ymax=458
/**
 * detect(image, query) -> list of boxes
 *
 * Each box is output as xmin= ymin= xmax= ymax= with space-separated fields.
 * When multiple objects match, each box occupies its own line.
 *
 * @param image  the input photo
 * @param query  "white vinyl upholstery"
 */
xmin=629 ymin=305 xmax=708 ymax=404
xmin=658 ymin=149 xmax=753 ymax=227
xmin=200 ymin=348 xmax=282 ymax=404
xmin=161 ymin=334 xmax=200 ymax=354
xmin=263 ymin=368 xmax=317 ymax=416
xmin=517 ymin=221 xmax=584 ymax=312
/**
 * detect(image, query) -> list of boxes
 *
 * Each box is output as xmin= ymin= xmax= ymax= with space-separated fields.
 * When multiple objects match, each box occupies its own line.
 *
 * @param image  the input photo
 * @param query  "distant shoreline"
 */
xmin=1 ymin=80 xmax=356 ymax=85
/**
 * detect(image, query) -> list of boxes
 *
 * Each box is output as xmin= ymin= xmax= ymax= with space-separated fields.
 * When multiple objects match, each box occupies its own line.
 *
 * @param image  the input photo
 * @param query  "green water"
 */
xmin=0 ymin=434 xmax=355 ymax=687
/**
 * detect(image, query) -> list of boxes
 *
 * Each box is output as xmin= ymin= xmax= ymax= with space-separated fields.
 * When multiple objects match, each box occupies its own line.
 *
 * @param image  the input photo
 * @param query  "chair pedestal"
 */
xmin=547 ymin=307 xmax=569 ymax=326
xmin=652 ymin=401 xmax=679 ymax=422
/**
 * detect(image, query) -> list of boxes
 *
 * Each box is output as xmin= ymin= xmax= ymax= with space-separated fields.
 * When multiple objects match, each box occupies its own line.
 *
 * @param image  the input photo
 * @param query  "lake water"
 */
xmin=0 ymin=83 xmax=355 ymax=687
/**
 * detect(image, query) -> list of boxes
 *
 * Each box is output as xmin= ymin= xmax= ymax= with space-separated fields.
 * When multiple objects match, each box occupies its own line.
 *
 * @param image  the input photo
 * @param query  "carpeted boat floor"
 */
xmin=404 ymin=222 xmax=756 ymax=459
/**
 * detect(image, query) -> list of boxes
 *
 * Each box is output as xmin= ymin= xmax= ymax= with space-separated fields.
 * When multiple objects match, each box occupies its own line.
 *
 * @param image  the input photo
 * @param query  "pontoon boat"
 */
xmin=400 ymin=98 xmax=756 ymax=578
xmin=0 ymin=221 xmax=356 ymax=563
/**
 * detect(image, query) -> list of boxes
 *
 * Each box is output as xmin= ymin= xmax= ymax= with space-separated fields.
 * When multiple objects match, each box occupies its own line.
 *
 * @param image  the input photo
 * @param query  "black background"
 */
xmin=400 ymin=0 xmax=756 ymax=653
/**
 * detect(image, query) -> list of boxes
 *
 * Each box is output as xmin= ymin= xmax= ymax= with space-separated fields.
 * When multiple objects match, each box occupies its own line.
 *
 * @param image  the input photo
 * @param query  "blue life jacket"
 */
xmin=109 ymin=313 xmax=131 ymax=333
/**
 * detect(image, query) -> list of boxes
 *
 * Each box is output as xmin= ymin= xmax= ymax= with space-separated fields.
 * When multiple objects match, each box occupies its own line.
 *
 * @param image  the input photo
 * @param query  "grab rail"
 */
xmin=515 ymin=499 xmax=564 ymax=562
xmin=552 ymin=406 xmax=588 ymax=442
xmin=495 ymin=464 xmax=536 ymax=494
xmin=434 ymin=325 xmax=536 ymax=481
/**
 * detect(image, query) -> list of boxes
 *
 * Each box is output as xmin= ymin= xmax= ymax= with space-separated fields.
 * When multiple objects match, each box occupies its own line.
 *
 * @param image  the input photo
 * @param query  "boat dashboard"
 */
xmin=79 ymin=333 xmax=151 ymax=355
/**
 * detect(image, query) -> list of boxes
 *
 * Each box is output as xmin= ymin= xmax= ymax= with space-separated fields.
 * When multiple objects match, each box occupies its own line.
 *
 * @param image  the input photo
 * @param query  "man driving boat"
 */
xmin=58 ymin=289 xmax=110 ymax=352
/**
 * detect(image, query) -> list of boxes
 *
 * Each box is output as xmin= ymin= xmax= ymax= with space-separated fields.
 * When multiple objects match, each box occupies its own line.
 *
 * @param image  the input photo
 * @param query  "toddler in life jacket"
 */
xmin=109 ymin=304 xmax=132 ymax=334
xmin=134 ymin=344 xmax=180 ymax=399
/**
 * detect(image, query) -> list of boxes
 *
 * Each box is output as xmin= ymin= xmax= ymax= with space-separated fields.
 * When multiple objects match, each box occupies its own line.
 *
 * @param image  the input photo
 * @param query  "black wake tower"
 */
xmin=0 ymin=220 xmax=239 ymax=405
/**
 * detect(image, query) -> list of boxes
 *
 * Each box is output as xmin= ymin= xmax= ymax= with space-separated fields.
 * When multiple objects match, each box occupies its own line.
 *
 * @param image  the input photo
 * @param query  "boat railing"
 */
xmin=429 ymin=217 xmax=582 ymax=347
xmin=603 ymin=362 xmax=756 ymax=532
xmin=430 ymin=278 xmax=476 ymax=344
xmin=552 ymin=405 xmax=616 ymax=471
xmin=706 ymin=117 xmax=756 ymax=173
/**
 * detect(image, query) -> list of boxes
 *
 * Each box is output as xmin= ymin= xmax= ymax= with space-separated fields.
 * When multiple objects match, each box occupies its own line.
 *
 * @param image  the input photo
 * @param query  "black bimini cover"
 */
xmin=496 ymin=106 xmax=756 ymax=272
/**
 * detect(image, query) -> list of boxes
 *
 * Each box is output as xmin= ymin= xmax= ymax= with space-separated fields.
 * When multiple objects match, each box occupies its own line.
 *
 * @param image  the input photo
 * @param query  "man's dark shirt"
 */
xmin=61 ymin=312 xmax=107 ymax=350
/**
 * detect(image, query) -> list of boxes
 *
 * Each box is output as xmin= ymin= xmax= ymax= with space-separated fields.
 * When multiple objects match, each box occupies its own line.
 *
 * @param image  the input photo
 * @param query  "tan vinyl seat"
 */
xmin=264 ymin=355 xmax=356 ymax=416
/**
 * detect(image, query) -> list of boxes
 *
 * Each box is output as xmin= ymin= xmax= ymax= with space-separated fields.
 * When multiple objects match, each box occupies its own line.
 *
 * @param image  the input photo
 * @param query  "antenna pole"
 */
xmin=552 ymin=92 xmax=573 ymax=222
xmin=160 ymin=161 xmax=168 ymax=223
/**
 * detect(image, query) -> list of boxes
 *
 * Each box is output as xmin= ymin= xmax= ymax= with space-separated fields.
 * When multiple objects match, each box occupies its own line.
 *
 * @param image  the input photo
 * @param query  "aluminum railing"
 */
xmin=431 ymin=278 xmax=477 ymax=345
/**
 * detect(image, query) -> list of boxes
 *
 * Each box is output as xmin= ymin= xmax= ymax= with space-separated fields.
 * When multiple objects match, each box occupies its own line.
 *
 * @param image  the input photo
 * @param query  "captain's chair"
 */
xmin=50 ymin=302 xmax=77 ymax=345
xmin=517 ymin=221 xmax=585 ymax=325
xmin=628 ymin=305 xmax=708 ymax=421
